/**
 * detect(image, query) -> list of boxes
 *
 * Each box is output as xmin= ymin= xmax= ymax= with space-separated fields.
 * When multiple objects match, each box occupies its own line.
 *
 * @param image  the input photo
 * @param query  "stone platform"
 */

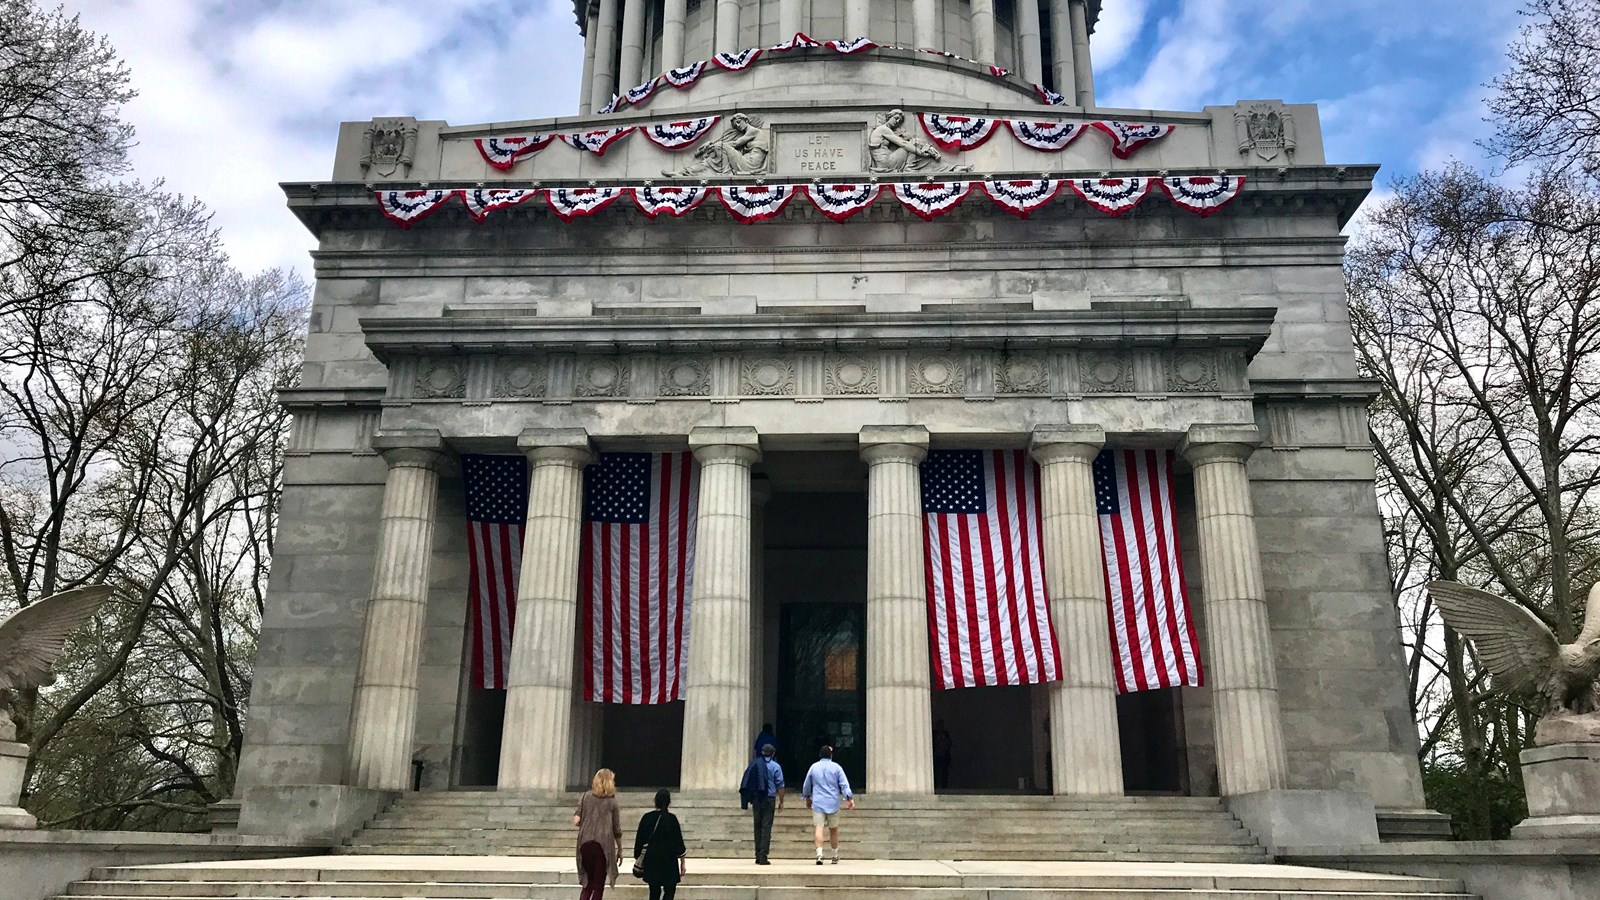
xmin=56 ymin=855 xmax=1477 ymax=899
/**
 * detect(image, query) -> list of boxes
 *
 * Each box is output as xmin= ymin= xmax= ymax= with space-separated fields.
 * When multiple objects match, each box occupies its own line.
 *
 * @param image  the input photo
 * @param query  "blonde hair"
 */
xmin=591 ymin=768 xmax=616 ymax=798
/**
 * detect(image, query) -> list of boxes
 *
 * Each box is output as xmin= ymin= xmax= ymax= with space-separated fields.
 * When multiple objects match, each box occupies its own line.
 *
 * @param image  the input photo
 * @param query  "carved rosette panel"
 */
xmin=1079 ymin=353 xmax=1134 ymax=393
xmin=1166 ymin=351 xmax=1219 ymax=393
xmin=660 ymin=357 xmax=712 ymax=397
xmin=741 ymin=356 xmax=796 ymax=396
xmin=414 ymin=358 xmax=468 ymax=399
xmin=996 ymin=354 xmax=1051 ymax=394
xmin=824 ymin=355 xmax=879 ymax=395
xmin=494 ymin=359 xmax=548 ymax=398
xmin=909 ymin=354 xmax=966 ymax=395
xmin=576 ymin=357 xmax=631 ymax=398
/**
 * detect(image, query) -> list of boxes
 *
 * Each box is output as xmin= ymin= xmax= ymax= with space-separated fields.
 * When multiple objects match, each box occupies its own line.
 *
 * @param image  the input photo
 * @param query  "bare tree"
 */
xmin=1489 ymin=0 xmax=1600 ymax=180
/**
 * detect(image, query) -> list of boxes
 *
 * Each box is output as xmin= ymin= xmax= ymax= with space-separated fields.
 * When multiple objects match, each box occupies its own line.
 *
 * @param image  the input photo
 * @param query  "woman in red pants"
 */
xmin=573 ymin=768 xmax=622 ymax=900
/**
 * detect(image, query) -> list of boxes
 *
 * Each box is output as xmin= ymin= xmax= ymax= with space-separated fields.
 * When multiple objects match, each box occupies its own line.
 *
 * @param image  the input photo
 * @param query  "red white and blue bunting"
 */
xmin=1007 ymin=120 xmax=1087 ymax=152
xmin=664 ymin=61 xmax=706 ymax=88
xmin=1068 ymin=177 xmax=1153 ymax=216
xmin=770 ymin=32 xmax=821 ymax=51
xmin=718 ymin=184 xmax=796 ymax=222
xmin=546 ymin=186 xmax=623 ymax=220
xmin=827 ymin=37 xmax=878 ymax=54
xmin=982 ymin=179 xmax=1064 ymax=218
xmin=561 ymin=127 xmax=634 ymax=156
xmin=461 ymin=188 xmax=538 ymax=222
xmin=988 ymin=65 xmax=1010 ymax=78
xmin=712 ymin=48 xmax=763 ymax=70
xmin=475 ymin=135 xmax=553 ymax=170
xmin=598 ymin=95 xmax=621 ymax=115
xmin=894 ymin=180 xmax=971 ymax=220
xmin=623 ymin=77 xmax=661 ymax=106
xmin=805 ymin=182 xmax=882 ymax=222
xmin=642 ymin=116 xmax=721 ymax=150
xmin=918 ymin=114 xmax=1000 ymax=151
xmin=376 ymin=189 xmax=454 ymax=228
xmin=1035 ymin=84 xmax=1069 ymax=106
xmin=1093 ymin=121 xmax=1176 ymax=159
xmin=1160 ymin=175 xmax=1245 ymax=217
xmin=631 ymin=185 xmax=709 ymax=218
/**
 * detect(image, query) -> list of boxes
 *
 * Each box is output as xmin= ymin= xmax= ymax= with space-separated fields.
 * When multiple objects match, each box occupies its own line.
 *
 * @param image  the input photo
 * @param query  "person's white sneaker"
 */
xmin=830 ymin=849 xmax=840 ymax=865
xmin=814 ymin=850 xmax=823 ymax=865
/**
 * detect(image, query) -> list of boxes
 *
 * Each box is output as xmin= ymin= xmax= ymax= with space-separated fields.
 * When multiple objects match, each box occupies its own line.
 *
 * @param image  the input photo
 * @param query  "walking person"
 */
xmin=753 ymin=722 xmax=777 ymax=759
xmin=932 ymin=719 xmax=954 ymax=790
xmin=633 ymin=789 xmax=687 ymax=900
xmin=573 ymin=768 xmax=622 ymax=900
xmin=801 ymin=745 xmax=854 ymax=865
xmin=739 ymin=743 xmax=785 ymax=864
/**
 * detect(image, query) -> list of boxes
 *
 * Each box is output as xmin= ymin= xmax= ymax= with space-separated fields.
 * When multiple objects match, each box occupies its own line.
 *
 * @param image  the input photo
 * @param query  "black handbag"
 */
xmin=633 ymin=812 xmax=663 ymax=879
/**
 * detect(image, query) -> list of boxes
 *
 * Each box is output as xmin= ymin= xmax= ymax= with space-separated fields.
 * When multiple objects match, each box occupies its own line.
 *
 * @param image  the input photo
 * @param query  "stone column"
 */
xmin=1178 ymin=425 xmax=1288 ymax=797
xmin=1048 ymin=0 xmax=1078 ymax=102
xmin=679 ymin=427 xmax=761 ymax=790
xmin=1016 ymin=0 xmax=1044 ymax=83
xmin=970 ymin=0 xmax=996 ymax=65
xmin=714 ymin=0 xmax=740 ymax=55
xmin=617 ymin=0 xmax=648 ymax=93
xmin=860 ymin=425 xmax=935 ymax=794
xmin=498 ymin=428 xmax=595 ymax=791
xmin=1069 ymin=0 xmax=1095 ymax=106
xmin=780 ymin=0 xmax=804 ymax=40
xmin=1030 ymin=425 xmax=1123 ymax=795
xmin=589 ymin=0 xmax=621 ymax=113
xmin=914 ymin=0 xmax=938 ymax=49
xmin=580 ymin=6 xmax=600 ymax=114
xmin=846 ymin=0 xmax=870 ymax=39
xmin=345 ymin=431 xmax=447 ymax=791
xmin=661 ymin=0 xmax=688 ymax=71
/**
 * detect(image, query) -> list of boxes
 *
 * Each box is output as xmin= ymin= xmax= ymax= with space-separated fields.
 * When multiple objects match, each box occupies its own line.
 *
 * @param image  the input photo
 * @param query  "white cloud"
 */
xmin=1090 ymin=0 xmax=1148 ymax=71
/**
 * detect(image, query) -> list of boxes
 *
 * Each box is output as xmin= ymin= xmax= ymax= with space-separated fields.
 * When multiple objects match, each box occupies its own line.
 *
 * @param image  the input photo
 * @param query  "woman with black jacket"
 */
xmin=633 ymin=789 xmax=687 ymax=900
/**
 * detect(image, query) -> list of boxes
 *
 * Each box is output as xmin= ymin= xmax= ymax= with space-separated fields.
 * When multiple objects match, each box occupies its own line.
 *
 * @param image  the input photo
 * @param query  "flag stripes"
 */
xmin=462 ymin=454 xmax=530 ymax=690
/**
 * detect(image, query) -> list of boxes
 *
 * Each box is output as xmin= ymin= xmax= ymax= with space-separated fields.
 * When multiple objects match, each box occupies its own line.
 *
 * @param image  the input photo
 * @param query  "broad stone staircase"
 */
xmin=341 ymin=790 xmax=1271 ymax=863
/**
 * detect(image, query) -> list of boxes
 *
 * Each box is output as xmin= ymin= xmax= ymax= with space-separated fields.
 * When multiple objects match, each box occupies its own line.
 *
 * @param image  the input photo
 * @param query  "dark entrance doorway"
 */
xmin=776 ymin=603 xmax=866 ymax=790
xmin=1117 ymin=688 xmax=1189 ymax=793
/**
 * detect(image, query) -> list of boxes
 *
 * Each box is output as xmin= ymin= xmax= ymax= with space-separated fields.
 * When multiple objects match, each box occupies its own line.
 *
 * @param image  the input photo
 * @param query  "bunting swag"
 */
xmin=643 ymin=116 xmax=721 ymax=150
xmin=1035 ymin=84 xmax=1069 ymax=106
xmin=632 ymin=185 xmax=708 ymax=218
xmin=476 ymin=135 xmax=553 ymax=170
xmin=623 ymin=77 xmax=661 ymax=106
xmin=581 ymin=452 xmax=700 ymax=705
xmin=547 ymin=186 xmax=623 ymax=220
xmin=827 ymin=37 xmax=878 ymax=53
xmin=922 ymin=450 xmax=1062 ymax=690
xmin=561 ymin=127 xmax=634 ymax=156
xmin=1068 ymin=177 xmax=1152 ymax=216
xmin=919 ymin=114 xmax=999 ymax=151
xmin=718 ymin=184 xmax=795 ymax=222
xmin=598 ymin=95 xmax=621 ymax=114
xmin=462 ymin=454 xmax=528 ymax=690
xmin=805 ymin=182 xmax=881 ymax=221
xmin=982 ymin=179 xmax=1063 ymax=218
xmin=461 ymin=188 xmax=538 ymax=222
xmin=664 ymin=61 xmax=707 ymax=87
xmin=1094 ymin=449 xmax=1203 ymax=694
xmin=770 ymin=32 xmax=820 ymax=51
xmin=376 ymin=189 xmax=454 ymax=227
xmin=712 ymin=48 xmax=763 ymax=70
xmin=894 ymin=180 xmax=971 ymax=220
xmin=1093 ymin=120 xmax=1176 ymax=159
xmin=988 ymin=65 xmax=1010 ymax=78
xmin=1007 ymin=119 xmax=1087 ymax=152
xmin=1161 ymin=175 xmax=1245 ymax=217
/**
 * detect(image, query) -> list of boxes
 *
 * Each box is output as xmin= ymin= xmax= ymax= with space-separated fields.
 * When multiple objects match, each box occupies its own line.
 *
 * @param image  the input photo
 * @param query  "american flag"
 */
xmin=462 ymin=454 xmax=529 ymax=690
xmin=1094 ymin=449 xmax=1204 ymax=693
xmin=921 ymin=449 xmax=1062 ymax=689
xmin=581 ymin=452 xmax=699 ymax=704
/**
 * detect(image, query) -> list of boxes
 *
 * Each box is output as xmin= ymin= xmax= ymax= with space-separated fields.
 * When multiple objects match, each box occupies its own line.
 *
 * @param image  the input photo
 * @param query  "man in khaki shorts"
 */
xmin=800 ymin=745 xmax=855 ymax=864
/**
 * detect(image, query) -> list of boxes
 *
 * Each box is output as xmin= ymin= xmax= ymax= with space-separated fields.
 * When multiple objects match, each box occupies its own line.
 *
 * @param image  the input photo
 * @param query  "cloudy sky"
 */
xmin=65 ymin=0 xmax=1526 ymax=276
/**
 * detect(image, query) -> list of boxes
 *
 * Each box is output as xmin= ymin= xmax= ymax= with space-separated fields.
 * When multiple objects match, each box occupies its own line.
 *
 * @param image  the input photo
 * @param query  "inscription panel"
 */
xmin=774 ymin=126 xmax=866 ymax=176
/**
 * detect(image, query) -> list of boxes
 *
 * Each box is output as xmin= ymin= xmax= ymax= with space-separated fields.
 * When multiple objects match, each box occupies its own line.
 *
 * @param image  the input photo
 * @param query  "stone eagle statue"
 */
xmin=0 ymin=586 xmax=115 ymax=741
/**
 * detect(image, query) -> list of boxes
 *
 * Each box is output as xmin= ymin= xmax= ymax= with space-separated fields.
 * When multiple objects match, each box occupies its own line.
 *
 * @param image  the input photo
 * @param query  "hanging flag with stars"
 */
xmin=581 ymin=452 xmax=700 ymax=704
xmin=921 ymin=450 xmax=1061 ymax=690
xmin=1094 ymin=449 xmax=1203 ymax=693
xmin=462 ymin=454 xmax=531 ymax=690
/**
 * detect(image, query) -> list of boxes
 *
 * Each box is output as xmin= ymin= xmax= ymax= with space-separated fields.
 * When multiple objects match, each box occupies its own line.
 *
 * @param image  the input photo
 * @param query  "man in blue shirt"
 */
xmin=739 ymin=743 xmax=784 ymax=864
xmin=800 ymin=744 xmax=854 ymax=864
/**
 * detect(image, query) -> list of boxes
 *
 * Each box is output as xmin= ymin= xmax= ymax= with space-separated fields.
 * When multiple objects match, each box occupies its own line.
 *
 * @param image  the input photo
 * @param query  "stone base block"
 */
xmin=1227 ymin=788 xmax=1379 ymax=850
xmin=238 ymin=784 xmax=396 ymax=844
xmin=207 ymin=799 xmax=241 ymax=833
xmin=0 ymin=741 xmax=34 ymax=830
xmin=0 ymin=807 xmax=37 ymax=829
xmin=1515 ymin=742 xmax=1600 ymax=839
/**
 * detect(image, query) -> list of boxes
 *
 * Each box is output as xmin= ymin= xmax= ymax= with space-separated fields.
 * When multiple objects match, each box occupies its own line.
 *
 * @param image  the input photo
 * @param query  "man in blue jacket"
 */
xmin=801 ymin=744 xmax=854 ymax=865
xmin=739 ymin=743 xmax=784 ymax=864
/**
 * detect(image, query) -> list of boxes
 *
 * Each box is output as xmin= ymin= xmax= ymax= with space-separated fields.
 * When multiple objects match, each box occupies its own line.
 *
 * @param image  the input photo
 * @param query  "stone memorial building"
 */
xmin=232 ymin=0 xmax=1438 ymax=847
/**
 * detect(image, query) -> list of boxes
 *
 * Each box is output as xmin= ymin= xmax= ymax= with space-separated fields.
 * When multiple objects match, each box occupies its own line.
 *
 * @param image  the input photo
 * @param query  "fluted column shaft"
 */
xmin=1031 ymin=426 xmax=1123 ymax=795
xmin=1016 ymin=0 xmax=1044 ymax=83
xmin=1180 ymin=425 xmax=1288 ymax=796
xmin=618 ymin=0 xmax=648 ymax=92
xmin=1069 ymin=0 xmax=1095 ymax=106
xmin=680 ymin=427 xmax=761 ymax=790
xmin=845 ymin=0 xmax=870 ymax=39
xmin=914 ymin=0 xmax=938 ymax=49
xmin=346 ymin=435 xmax=447 ymax=791
xmin=589 ymin=0 xmax=621 ymax=112
xmin=970 ymin=0 xmax=997 ymax=64
xmin=661 ymin=0 xmax=688 ymax=70
xmin=780 ymin=0 xmax=804 ymax=39
xmin=861 ymin=426 xmax=935 ymax=794
xmin=580 ymin=7 xmax=599 ymax=114
xmin=1048 ymin=0 xmax=1078 ymax=102
xmin=714 ymin=0 xmax=740 ymax=55
xmin=498 ymin=429 xmax=595 ymax=790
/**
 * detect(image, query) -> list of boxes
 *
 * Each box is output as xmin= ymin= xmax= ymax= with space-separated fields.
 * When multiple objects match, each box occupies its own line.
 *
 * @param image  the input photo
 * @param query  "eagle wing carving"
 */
xmin=1428 ymin=580 xmax=1559 ymax=696
xmin=0 ymin=586 xmax=116 ymax=692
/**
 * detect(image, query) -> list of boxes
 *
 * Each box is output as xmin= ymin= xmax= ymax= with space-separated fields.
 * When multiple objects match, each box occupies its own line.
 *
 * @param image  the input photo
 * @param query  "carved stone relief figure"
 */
xmin=1234 ymin=102 xmax=1296 ymax=162
xmin=664 ymin=113 xmax=772 ymax=177
xmin=868 ymin=110 xmax=972 ymax=174
xmin=361 ymin=118 xmax=419 ymax=177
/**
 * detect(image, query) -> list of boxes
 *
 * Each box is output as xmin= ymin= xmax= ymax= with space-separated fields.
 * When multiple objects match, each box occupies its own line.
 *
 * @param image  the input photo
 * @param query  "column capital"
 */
xmin=1178 ymin=424 xmax=1262 ymax=466
xmin=859 ymin=425 xmax=929 ymax=465
xmin=690 ymin=426 xmax=761 ymax=466
xmin=1029 ymin=424 xmax=1105 ymax=465
xmin=518 ymin=427 xmax=595 ymax=467
xmin=372 ymin=429 xmax=448 ymax=471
